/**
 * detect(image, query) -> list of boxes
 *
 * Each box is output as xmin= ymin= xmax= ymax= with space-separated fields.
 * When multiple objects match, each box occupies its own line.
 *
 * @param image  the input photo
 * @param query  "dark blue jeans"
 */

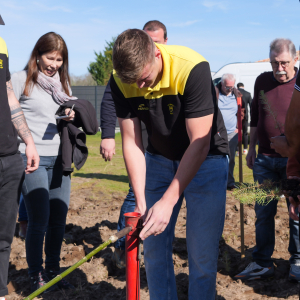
xmin=0 ymin=152 xmax=24 ymax=297
xmin=21 ymin=155 xmax=71 ymax=275
xmin=115 ymin=184 xmax=135 ymax=250
xmin=252 ymin=154 xmax=300 ymax=267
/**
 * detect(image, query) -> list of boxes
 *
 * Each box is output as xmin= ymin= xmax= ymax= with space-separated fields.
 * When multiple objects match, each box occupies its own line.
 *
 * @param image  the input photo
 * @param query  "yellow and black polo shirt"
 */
xmin=0 ymin=37 xmax=18 ymax=156
xmin=111 ymin=44 xmax=229 ymax=160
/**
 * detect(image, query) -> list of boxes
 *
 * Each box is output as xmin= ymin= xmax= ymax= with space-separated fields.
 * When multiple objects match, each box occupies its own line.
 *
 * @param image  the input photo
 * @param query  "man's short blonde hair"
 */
xmin=113 ymin=29 xmax=155 ymax=84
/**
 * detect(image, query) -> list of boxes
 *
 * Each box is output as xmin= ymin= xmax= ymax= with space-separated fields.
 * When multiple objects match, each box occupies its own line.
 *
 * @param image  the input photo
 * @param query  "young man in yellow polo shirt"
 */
xmin=111 ymin=29 xmax=229 ymax=300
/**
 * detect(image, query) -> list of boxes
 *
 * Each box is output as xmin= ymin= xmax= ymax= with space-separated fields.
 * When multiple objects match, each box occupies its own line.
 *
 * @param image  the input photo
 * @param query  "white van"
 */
xmin=212 ymin=61 xmax=300 ymax=97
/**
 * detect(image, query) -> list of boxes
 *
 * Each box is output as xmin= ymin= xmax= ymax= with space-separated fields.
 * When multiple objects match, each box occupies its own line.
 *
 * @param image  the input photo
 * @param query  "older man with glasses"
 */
xmin=215 ymin=74 xmax=243 ymax=190
xmin=234 ymin=38 xmax=300 ymax=282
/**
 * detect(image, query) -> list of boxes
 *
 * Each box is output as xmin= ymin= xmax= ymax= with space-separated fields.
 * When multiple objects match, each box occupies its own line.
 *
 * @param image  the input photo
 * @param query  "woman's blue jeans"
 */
xmin=252 ymin=153 xmax=300 ymax=267
xmin=143 ymin=152 xmax=228 ymax=300
xmin=21 ymin=155 xmax=71 ymax=275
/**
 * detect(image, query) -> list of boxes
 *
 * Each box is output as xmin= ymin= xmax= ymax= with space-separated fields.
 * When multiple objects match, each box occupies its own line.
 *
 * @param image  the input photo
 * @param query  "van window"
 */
xmin=212 ymin=77 xmax=221 ymax=86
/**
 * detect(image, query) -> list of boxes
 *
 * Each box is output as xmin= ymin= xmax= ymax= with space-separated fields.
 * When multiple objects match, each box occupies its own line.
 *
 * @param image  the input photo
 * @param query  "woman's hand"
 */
xmin=62 ymin=108 xmax=75 ymax=122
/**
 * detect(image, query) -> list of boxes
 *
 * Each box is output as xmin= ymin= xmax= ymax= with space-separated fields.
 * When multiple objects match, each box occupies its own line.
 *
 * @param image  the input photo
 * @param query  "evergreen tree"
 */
xmin=88 ymin=37 xmax=116 ymax=85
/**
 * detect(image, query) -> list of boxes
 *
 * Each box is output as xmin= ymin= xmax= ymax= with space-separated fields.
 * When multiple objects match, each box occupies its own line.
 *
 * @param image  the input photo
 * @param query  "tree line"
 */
xmin=87 ymin=37 xmax=116 ymax=86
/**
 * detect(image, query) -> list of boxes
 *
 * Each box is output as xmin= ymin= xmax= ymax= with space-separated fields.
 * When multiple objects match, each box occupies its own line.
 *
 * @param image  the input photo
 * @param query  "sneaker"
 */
xmin=45 ymin=268 xmax=75 ymax=290
xmin=19 ymin=221 xmax=28 ymax=239
xmin=30 ymin=271 xmax=58 ymax=293
xmin=112 ymin=248 xmax=126 ymax=269
xmin=243 ymin=149 xmax=248 ymax=155
xmin=233 ymin=262 xmax=274 ymax=281
xmin=235 ymin=152 xmax=239 ymax=157
xmin=289 ymin=264 xmax=300 ymax=282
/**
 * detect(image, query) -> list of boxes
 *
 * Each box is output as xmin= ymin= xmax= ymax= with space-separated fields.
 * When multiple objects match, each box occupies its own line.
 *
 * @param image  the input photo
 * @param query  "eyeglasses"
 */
xmin=270 ymin=61 xmax=290 ymax=68
xmin=225 ymin=86 xmax=234 ymax=90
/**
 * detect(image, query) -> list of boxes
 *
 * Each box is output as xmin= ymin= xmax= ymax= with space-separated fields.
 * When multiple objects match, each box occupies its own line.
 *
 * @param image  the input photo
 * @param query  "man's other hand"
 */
xmin=25 ymin=143 xmax=40 ymax=174
xmin=289 ymin=200 xmax=300 ymax=220
xmin=287 ymin=176 xmax=300 ymax=220
xmin=246 ymin=148 xmax=256 ymax=169
xmin=270 ymin=136 xmax=290 ymax=157
xmin=100 ymin=138 xmax=115 ymax=161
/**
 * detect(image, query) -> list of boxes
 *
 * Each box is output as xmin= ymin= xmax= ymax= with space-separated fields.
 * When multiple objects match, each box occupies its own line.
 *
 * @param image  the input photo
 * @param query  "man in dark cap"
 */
xmin=0 ymin=15 xmax=39 ymax=300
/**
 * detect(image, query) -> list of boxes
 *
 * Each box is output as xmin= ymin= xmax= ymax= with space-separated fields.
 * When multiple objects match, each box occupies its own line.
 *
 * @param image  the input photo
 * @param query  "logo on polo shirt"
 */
xmin=168 ymin=104 xmax=174 ymax=115
xmin=0 ymin=59 xmax=3 ymax=69
xmin=138 ymin=104 xmax=149 ymax=111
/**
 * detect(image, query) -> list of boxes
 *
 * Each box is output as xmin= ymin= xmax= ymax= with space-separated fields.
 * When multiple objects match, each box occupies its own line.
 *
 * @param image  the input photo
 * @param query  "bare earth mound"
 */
xmin=6 ymin=182 xmax=300 ymax=299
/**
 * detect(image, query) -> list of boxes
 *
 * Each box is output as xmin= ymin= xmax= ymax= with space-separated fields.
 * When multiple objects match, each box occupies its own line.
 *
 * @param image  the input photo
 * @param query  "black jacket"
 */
xmin=56 ymin=99 xmax=98 ymax=175
xmin=238 ymin=88 xmax=252 ymax=121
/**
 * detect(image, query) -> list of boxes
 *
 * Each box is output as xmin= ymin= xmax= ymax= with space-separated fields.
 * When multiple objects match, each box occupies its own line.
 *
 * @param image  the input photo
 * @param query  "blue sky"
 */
xmin=1 ymin=0 xmax=300 ymax=76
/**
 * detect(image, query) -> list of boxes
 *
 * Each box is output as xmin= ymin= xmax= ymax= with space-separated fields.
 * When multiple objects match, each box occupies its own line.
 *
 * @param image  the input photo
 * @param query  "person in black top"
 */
xmin=0 ymin=15 xmax=39 ymax=300
xmin=237 ymin=82 xmax=252 ymax=154
xmin=100 ymin=20 xmax=168 ymax=269
xmin=111 ymin=29 xmax=229 ymax=300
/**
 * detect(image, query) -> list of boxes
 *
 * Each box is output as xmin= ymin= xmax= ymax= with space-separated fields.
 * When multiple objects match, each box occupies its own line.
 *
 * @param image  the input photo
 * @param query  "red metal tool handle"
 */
xmin=125 ymin=212 xmax=142 ymax=300
xmin=237 ymin=97 xmax=243 ymax=143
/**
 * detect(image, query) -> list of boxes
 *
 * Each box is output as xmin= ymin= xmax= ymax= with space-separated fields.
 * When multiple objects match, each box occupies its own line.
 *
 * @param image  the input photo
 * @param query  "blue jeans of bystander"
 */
xmin=114 ymin=184 xmax=135 ymax=250
xmin=252 ymin=154 xmax=300 ymax=267
xmin=143 ymin=152 xmax=228 ymax=300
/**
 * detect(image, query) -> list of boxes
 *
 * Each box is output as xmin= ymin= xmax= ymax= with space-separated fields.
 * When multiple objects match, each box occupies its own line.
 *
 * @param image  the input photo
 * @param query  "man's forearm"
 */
xmin=119 ymin=117 xmax=146 ymax=208
xmin=7 ymin=80 xmax=34 ymax=145
xmin=249 ymin=127 xmax=258 ymax=150
xmin=123 ymin=140 xmax=146 ymax=206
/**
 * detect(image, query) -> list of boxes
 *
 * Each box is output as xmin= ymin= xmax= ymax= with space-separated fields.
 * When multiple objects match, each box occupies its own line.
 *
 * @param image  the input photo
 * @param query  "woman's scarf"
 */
xmin=36 ymin=71 xmax=77 ymax=105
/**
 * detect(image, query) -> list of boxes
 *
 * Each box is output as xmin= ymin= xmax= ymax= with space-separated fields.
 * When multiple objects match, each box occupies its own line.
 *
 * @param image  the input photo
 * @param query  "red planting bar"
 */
xmin=125 ymin=212 xmax=142 ymax=300
xmin=237 ymin=96 xmax=243 ymax=143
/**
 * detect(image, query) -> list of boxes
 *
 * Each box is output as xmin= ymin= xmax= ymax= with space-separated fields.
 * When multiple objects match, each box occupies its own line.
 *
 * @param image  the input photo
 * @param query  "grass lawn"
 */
xmin=72 ymin=132 xmax=129 ymax=200
xmin=233 ymin=149 xmax=255 ymax=184
xmin=72 ymin=134 xmax=255 ymax=199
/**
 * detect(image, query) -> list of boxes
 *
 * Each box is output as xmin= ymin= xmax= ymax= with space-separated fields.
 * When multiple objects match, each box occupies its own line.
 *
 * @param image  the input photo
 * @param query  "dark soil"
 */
xmin=6 ymin=177 xmax=300 ymax=299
